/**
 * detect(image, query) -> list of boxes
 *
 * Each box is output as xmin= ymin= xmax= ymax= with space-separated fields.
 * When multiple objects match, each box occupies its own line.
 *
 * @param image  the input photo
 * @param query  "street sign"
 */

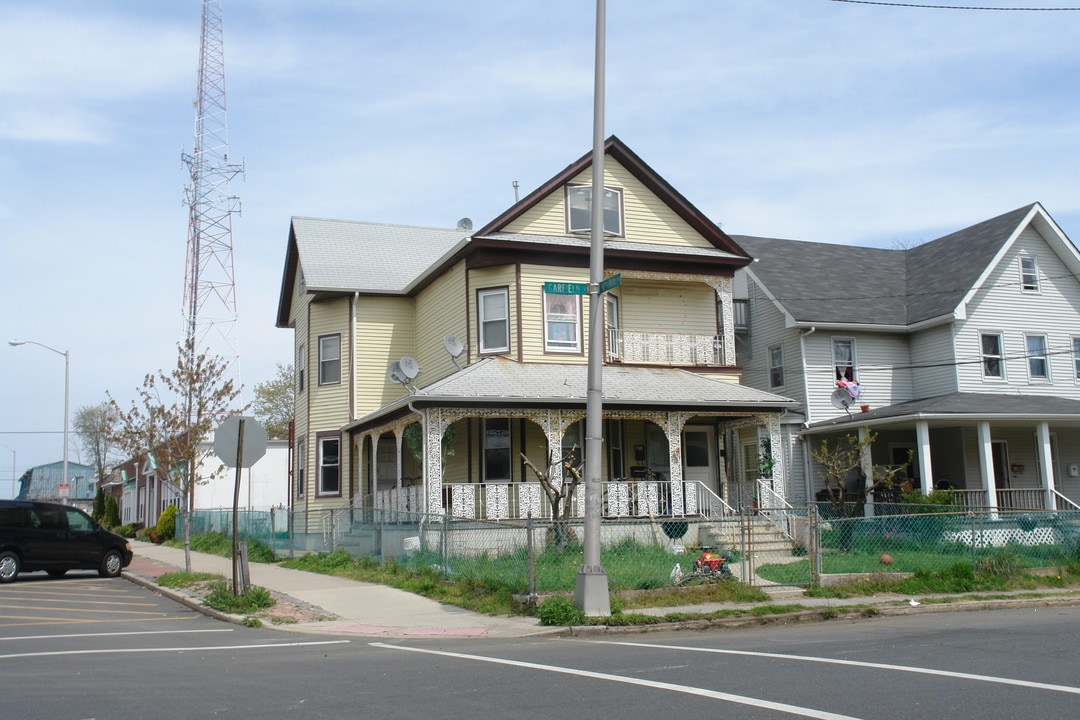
xmin=599 ymin=273 xmax=622 ymax=293
xmin=544 ymin=281 xmax=588 ymax=295
xmin=214 ymin=415 xmax=268 ymax=468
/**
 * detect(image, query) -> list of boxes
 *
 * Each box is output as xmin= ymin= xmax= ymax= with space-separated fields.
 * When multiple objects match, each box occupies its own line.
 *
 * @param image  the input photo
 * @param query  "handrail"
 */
xmin=1052 ymin=488 xmax=1080 ymax=511
xmin=757 ymin=479 xmax=795 ymax=540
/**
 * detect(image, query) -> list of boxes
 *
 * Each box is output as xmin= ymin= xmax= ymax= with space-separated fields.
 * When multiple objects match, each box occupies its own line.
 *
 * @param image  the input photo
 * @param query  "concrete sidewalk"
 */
xmin=125 ymin=541 xmax=556 ymax=639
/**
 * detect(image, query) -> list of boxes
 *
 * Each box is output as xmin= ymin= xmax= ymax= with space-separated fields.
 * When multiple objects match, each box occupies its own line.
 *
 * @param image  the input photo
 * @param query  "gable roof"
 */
xmin=735 ymin=203 xmax=1078 ymax=330
xmin=345 ymin=356 xmax=797 ymax=433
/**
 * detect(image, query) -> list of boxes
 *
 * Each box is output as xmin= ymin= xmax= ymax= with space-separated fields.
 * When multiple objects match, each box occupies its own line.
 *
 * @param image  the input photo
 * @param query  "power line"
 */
xmin=829 ymin=1 xmax=1080 ymax=10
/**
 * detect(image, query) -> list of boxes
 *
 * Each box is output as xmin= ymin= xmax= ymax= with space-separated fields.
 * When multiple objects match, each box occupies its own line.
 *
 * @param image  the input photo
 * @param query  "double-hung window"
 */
xmin=544 ymin=292 xmax=581 ymax=353
xmin=768 ymin=345 xmax=784 ymax=389
xmin=1073 ymin=337 xmax=1080 ymax=380
xmin=318 ymin=434 xmax=341 ymax=496
xmin=833 ymin=338 xmax=856 ymax=383
xmin=981 ymin=332 xmax=1004 ymax=379
xmin=566 ymin=185 xmax=623 ymax=236
xmin=318 ymin=335 xmax=340 ymax=385
xmin=478 ymin=288 xmax=509 ymax=354
xmin=295 ymin=439 xmax=306 ymax=498
xmin=1026 ymin=334 xmax=1049 ymax=381
xmin=297 ymin=344 xmax=306 ymax=392
xmin=483 ymin=418 xmax=511 ymax=482
xmin=1020 ymin=255 xmax=1040 ymax=292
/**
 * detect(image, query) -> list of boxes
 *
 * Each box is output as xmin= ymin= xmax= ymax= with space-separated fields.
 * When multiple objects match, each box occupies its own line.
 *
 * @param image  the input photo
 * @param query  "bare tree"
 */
xmin=72 ymin=402 xmax=121 ymax=499
xmin=108 ymin=340 xmax=241 ymax=572
xmin=521 ymin=446 xmax=584 ymax=552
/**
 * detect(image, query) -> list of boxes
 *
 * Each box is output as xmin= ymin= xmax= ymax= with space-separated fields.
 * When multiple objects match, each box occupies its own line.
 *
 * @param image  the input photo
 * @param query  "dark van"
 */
xmin=0 ymin=500 xmax=133 ymax=583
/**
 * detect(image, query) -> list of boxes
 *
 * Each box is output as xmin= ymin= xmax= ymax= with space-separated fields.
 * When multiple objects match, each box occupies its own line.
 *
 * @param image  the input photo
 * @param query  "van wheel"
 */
xmin=0 ymin=551 xmax=19 ymax=583
xmin=99 ymin=549 xmax=123 ymax=578
xmin=47 ymin=569 xmax=68 ymax=578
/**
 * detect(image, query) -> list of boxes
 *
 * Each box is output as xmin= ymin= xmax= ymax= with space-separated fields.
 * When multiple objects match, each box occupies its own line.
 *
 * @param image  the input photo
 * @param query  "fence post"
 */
xmin=808 ymin=504 xmax=821 ymax=588
xmin=527 ymin=512 xmax=536 ymax=598
xmin=441 ymin=512 xmax=450 ymax=574
xmin=970 ymin=512 xmax=977 ymax=571
xmin=270 ymin=507 xmax=277 ymax=560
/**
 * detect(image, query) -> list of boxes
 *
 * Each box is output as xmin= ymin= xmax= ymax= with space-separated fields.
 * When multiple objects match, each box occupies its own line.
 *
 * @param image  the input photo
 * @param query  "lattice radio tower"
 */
xmin=182 ymin=0 xmax=244 ymax=392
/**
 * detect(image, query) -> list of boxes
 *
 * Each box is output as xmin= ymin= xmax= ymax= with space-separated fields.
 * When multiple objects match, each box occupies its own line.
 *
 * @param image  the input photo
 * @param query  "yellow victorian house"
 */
xmin=276 ymin=137 xmax=796 ymax=540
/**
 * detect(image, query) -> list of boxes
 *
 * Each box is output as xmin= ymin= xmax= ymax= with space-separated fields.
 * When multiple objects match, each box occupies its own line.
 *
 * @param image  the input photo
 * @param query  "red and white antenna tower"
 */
xmin=182 ymin=0 xmax=244 ymax=391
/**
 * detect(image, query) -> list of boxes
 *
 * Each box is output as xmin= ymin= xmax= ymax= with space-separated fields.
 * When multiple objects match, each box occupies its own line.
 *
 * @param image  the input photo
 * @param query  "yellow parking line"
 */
xmin=0 ymin=597 xmax=159 ymax=608
xmin=0 ymin=615 xmax=197 ymax=628
xmin=0 ymin=604 xmax=174 ymax=617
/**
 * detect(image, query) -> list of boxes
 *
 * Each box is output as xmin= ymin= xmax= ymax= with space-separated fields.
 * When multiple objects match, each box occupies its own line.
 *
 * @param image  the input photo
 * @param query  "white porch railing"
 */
xmin=371 ymin=480 xmax=731 ymax=521
xmin=1053 ymin=489 xmax=1080 ymax=511
xmin=919 ymin=488 xmax=1053 ymax=511
xmin=607 ymin=329 xmax=724 ymax=366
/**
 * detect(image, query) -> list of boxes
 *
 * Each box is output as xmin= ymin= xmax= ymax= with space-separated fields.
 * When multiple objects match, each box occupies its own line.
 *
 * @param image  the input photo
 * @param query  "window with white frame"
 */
xmin=981 ymin=332 xmax=1005 ymax=379
xmin=478 ymin=288 xmax=509 ymax=354
xmin=566 ymin=185 xmax=623 ymax=236
xmin=544 ymin=292 xmax=581 ymax=353
xmin=605 ymin=293 xmax=620 ymax=360
xmin=1020 ymin=255 xmax=1040 ymax=292
xmin=297 ymin=344 xmax=306 ymax=392
xmin=483 ymin=418 xmax=511 ymax=481
xmin=1073 ymin=337 xmax=1080 ymax=380
xmin=296 ymin=439 xmax=306 ymax=498
xmin=318 ymin=434 xmax=341 ymax=495
xmin=1026 ymin=334 xmax=1049 ymax=380
xmin=768 ymin=344 xmax=784 ymax=388
xmin=833 ymin=338 xmax=856 ymax=382
xmin=318 ymin=335 xmax=340 ymax=386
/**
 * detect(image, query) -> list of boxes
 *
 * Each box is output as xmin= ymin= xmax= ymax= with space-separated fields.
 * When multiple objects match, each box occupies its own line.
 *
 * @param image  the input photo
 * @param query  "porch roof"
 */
xmin=803 ymin=392 xmax=1080 ymax=434
xmin=344 ymin=357 xmax=797 ymax=433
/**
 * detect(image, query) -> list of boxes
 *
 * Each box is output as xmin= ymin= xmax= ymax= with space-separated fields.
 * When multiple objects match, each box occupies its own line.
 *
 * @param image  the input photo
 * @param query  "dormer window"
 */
xmin=1020 ymin=255 xmax=1040 ymax=292
xmin=566 ymin=185 xmax=623 ymax=236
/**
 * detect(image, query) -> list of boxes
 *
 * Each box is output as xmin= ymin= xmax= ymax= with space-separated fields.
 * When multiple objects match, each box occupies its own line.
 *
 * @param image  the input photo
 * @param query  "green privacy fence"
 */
xmin=179 ymin=505 xmax=1080 ymax=594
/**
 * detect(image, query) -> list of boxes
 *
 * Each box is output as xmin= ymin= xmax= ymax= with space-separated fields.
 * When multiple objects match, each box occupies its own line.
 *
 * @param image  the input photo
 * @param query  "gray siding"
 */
xmin=909 ymin=324 xmax=958 ymax=397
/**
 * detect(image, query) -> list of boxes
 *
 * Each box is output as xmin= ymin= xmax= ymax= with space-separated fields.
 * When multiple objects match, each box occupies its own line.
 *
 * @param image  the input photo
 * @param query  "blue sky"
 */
xmin=2 ymin=0 xmax=1079 ymax=496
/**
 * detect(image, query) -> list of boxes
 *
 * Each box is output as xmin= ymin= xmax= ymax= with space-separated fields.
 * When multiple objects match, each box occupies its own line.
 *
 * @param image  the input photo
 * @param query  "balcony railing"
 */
xmin=606 ymin=329 xmax=724 ymax=366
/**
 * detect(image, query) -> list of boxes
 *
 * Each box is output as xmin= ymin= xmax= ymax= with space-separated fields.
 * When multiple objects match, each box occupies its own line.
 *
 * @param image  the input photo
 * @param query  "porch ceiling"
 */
xmin=344 ymin=356 xmax=797 ymax=433
xmin=803 ymin=391 xmax=1080 ymax=434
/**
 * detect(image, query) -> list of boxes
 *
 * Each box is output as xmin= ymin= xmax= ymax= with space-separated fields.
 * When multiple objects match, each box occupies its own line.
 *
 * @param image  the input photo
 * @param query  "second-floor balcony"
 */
xmin=606 ymin=329 xmax=725 ymax=367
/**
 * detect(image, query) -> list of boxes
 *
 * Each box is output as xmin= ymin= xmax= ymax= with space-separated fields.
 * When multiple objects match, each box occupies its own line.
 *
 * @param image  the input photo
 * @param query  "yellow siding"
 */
xmin=356 ymin=296 xmax=416 ymax=416
xmin=468 ymin=266 xmax=518 ymax=361
xmin=519 ymin=264 xmax=592 ymax=364
xmin=415 ymin=261 xmax=468 ymax=385
xmin=621 ymin=281 xmax=715 ymax=334
xmin=505 ymin=159 xmax=715 ymax=249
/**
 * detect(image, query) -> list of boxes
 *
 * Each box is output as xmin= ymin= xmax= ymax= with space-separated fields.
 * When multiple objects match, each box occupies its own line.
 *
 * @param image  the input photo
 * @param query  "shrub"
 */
xmin=104 ymin=496 xmax=121 ymax=529
xmin=156 ymin=505 xmax=178 ymax=542
xmin=537 ymin=595 xmax=586 ymax=626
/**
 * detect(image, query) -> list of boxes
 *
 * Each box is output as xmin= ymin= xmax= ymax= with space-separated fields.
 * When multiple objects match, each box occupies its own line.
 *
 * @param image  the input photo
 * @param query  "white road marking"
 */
xmin=0 ymin=629 xmax=235 ymax=642
xmin=370 ymin=642 xmax=864 ymax=720
xmin=0 ymin=639 xmax=349 ymax=660
xmin=591 ymin=640 xmax=1080 ymax=696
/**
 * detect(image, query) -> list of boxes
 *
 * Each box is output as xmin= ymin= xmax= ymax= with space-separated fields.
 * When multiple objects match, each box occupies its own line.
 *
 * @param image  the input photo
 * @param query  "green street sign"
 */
xmin=599 ymin=274 xmax=622 ymax=293
xmin=544 ymin=281 xmax=588 ymax=295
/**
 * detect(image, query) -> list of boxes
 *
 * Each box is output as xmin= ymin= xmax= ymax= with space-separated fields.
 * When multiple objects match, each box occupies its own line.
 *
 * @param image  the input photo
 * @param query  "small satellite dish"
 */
xmin=830 ymin=388 xmax=855 ymax=416
xmin=444 ymin=334 xmax=464 ymax=358
xmin=387 ymin=361 xmax=406 ymax=385
xmin=457 ymin=217 xmax=473 ymax=232
xmin=399 ymin=356 xmax=421 ymax=380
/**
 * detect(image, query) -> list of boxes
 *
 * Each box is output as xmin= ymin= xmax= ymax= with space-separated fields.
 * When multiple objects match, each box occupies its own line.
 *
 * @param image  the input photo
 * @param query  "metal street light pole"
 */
xmin=9 ymin=340 xmax=70 ymax=504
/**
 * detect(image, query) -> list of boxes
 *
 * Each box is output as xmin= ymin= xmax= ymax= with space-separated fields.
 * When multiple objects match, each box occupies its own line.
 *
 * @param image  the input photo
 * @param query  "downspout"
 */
xmin=799 ymin=326 xmax=816 ymax=504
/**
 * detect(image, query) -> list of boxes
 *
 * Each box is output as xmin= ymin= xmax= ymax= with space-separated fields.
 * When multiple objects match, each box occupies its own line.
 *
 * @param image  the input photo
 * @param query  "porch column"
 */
xmin=393 ymin=427 xmax=404 ymax=509
xmin=708 ymin=277 xmax=737 ymax=366
xmin=978 ymin=421 xmax=998 ymax=512
xmin=424 ymin=408 xmax=450 ymax=515
xmin=1037 ymin=422 xmax=1056 ymax=510
xmin=663 ymin=413 xmax=689 ymax=515
xmin=764 ymin=412 xmax=784 ymax=503
xmin=916 ymin=420 xmax=933 ymax=495
xmin=859 ymin=426 xmax=873 ymax=517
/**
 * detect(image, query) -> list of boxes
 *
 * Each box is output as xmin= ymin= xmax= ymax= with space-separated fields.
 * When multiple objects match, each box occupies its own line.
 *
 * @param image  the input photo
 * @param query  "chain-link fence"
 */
xmin=178 ymin=504 xmax=1080 ymax=594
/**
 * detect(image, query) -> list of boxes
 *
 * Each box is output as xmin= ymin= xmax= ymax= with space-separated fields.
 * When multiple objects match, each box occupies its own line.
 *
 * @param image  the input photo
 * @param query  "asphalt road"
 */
xmin=1 ymin=577 xmax=1078 ymax=720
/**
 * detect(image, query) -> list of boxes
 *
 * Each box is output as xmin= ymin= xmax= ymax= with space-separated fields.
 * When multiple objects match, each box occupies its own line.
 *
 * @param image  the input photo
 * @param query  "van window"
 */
xmin=66 ymin=509 xmax=94 ymax=532
xmin=0 ymin=505 xmax=30 ymax=528
xmin=34 ymin=506 xmax=65 ymax=531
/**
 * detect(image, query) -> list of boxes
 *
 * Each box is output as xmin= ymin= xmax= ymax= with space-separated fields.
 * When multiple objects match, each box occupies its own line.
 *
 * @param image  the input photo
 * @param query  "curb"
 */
xmin=123 ymin=570 xmax=250 ymax=627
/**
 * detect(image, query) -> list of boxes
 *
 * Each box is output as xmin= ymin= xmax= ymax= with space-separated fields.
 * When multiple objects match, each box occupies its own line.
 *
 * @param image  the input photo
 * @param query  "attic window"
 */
xmin=1019 ymin=255 xmax=1040 ymax=292
xmin=566 ymin=185 xmax=623 ymax=236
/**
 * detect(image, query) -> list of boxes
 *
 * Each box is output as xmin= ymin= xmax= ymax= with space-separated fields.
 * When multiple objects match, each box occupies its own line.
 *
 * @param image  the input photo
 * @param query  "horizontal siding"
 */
xmin=468 ymin=265 xmax=519 ymax=362
xmin=414 ymin=261 xmax=468 ymax=385
xmin=736 ymin=280 xmax=804 ymax=407
xmin=803 ymin=331 xmax=913 ymax=423
xmin=955 ymin=227 xmax=1080 ymax=398
xmin=909 ymin=324 xmax=957 ymax=397
xmin=506 ymin=160 xmax=714 ymax=249
xmin=308 ymin=298 xmax=351 ymax=429
xmin=519 ymin=264 xmax=592 ymax=364
xmin=620 ymin=280 xmax=715 ymax=335
xmin=356 ymin=296 xmax=416 ymax=416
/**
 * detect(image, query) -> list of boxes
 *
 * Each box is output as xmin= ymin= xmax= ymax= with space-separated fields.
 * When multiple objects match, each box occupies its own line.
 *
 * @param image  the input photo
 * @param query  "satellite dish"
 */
xmin=399 ymin=356 xmax=421 ymax=380
xmin=387 ymin=361 xmax=406 ymax=385
xmin=444 ymin=334 xmax=464 ymax=358
xmin=457 ymin=217 xmax=473 ymax=232
xmin=830 ymin=388 xmax=855 ymax=416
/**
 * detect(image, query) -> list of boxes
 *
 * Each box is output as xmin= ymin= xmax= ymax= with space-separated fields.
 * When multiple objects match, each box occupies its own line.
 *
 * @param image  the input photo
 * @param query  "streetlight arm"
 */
xmin=9 ymin=338 xmax=71 ymax=503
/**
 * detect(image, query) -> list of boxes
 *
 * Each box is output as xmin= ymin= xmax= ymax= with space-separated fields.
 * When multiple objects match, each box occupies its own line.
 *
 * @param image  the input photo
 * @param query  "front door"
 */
xmin=683 ymin=426 xmax=716 ymax=492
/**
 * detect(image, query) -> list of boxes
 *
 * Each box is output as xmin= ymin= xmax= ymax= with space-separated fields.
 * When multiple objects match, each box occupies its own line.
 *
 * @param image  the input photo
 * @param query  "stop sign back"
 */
xmin=214 ymin=415 xmax=268 ymax=468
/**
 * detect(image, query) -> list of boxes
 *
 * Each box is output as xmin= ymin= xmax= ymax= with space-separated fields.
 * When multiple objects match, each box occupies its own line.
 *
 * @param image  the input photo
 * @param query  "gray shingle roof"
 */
xmin=733 ymin=204 xmax=1038 ymax=327
xmin=291 ymin=217 xmax=468 ymax=293
xmin=348 ymin=357 xmax=796 ymax=431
